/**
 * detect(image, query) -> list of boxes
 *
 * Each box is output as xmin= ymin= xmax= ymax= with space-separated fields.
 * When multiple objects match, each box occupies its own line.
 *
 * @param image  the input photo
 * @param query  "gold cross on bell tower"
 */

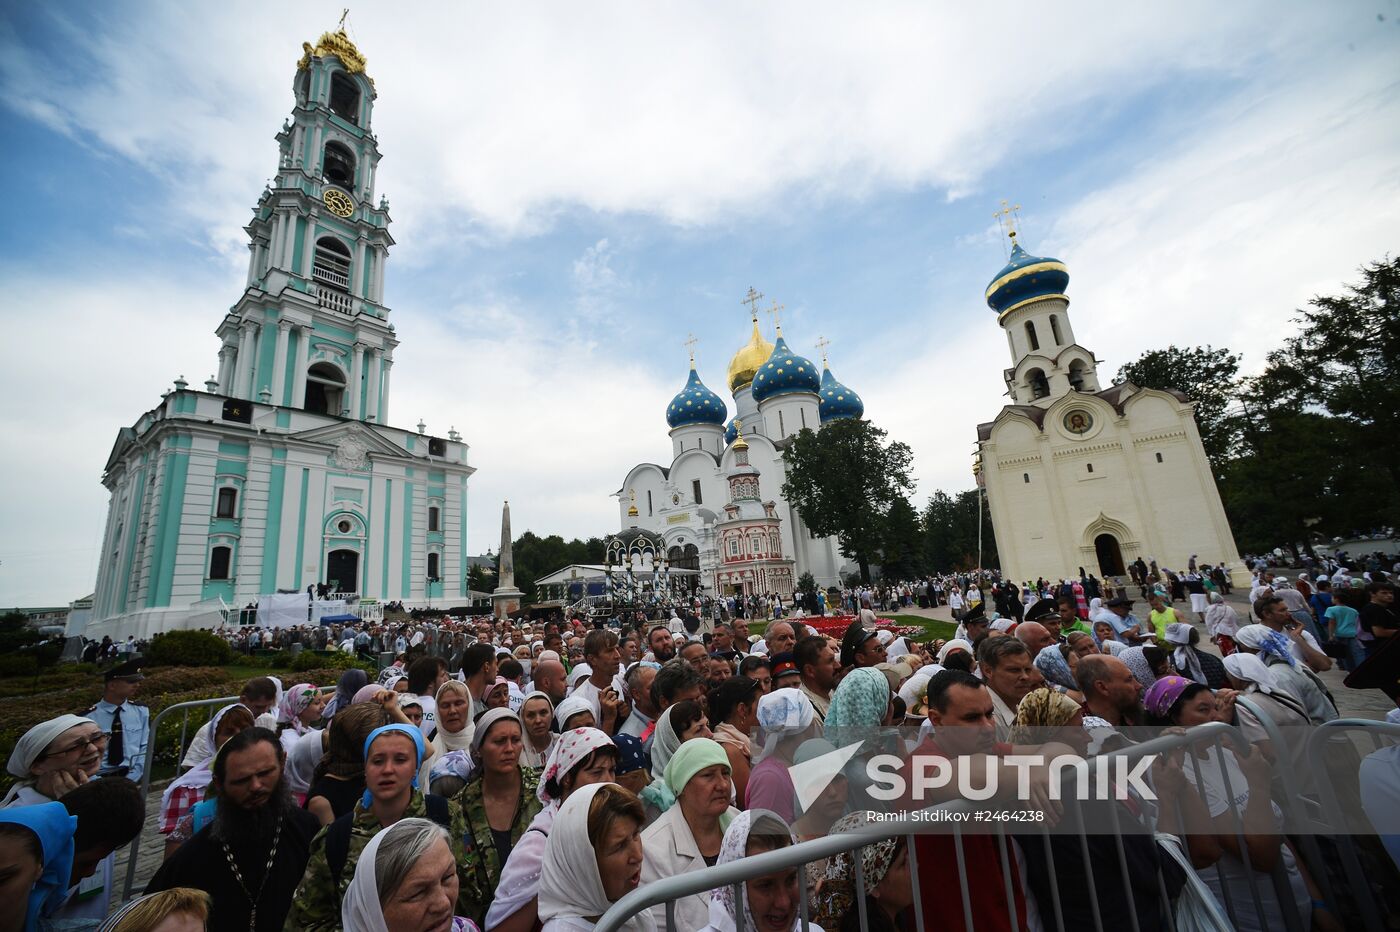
xmin=766 ymin=300 xmax=784 ymax=336
xmin=814 ymin=335 xmax=831 ymax=366
xmin=994 ymin=199 xmax=1022 ymax=250
xmin=741 ymin=287 xmax=764 ymax=322
xmin=683 ymin=333 xmax=698 ymax=366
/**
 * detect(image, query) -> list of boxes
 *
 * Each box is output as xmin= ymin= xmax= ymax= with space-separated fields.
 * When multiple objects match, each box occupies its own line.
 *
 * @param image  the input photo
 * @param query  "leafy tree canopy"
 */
xmin=781 ymin=419 xmax=915 ymax=583
xmin=1116 ymin=345 xmax=1241 ymax=469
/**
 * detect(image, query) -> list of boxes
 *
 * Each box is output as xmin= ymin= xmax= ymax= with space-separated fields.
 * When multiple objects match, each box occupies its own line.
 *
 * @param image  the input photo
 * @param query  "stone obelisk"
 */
xmin=491 ymin=500 xmax=523 ymax=619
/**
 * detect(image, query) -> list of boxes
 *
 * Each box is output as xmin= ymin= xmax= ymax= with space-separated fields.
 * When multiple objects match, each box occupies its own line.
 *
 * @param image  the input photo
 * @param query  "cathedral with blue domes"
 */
xmin=617 ymin=291 xmax=860 ymax=595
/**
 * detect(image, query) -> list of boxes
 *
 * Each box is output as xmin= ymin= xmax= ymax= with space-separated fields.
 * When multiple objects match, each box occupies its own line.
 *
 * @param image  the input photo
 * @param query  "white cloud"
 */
xmin=858 ymin=46 xmax=1400 ymax=509
xmin=0 ymin=1 xmax=1356 ymax=248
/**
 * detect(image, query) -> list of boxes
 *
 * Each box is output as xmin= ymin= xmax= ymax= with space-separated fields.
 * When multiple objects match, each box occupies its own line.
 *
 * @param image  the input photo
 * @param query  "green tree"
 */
xmin=1115 ymin=345 xmax=1242 ymax=470
xmin=922 ymin=489 xmax=998 ymax=572
xmin=781 ymin=419 xmax=915 ymax=583
xmin=879 ymin=495 xmax=925 ymax=580
xmin=1251 ymin=255 xmax=1400 ymax=497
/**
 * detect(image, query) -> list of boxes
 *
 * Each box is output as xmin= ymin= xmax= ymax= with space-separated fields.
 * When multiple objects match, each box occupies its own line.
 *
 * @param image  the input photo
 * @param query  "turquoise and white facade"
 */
xmin=87 ymin=30 xmax=474 ymax=639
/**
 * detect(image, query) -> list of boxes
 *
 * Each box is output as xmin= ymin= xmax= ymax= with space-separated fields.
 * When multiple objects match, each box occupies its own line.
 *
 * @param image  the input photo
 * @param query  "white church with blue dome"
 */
xmin=975 ymin=227 xmax=1246 ymax=585
xmin=618 ymin=293 xmax=859 ymax=595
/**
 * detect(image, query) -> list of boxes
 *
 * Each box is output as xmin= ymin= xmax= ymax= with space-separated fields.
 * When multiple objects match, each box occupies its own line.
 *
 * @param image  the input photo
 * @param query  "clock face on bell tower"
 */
xmin=322 ymin=188 xmax=355 ymax=217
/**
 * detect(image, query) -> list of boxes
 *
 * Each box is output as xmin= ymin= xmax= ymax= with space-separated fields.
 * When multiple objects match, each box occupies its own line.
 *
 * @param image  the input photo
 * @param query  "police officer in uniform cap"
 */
xmin=84 ymin=658 xmax=149 ymax=783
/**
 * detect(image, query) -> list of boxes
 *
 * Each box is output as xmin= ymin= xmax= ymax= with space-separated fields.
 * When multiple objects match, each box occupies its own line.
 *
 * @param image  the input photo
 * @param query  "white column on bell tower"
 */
xmin=365 ymin=349 xmax=381 ymax=422
xmin=271 ymin=321 xmax=291 ymax=406
xmin=291 ymin=325 xmax=311 ymax=409
xmin=235 ymin=321 xmax=256 ymax=398
xmin=379 ymin=359 xmax=392 ymax=423
xmin=349 ymin=343 xmax=365 ymax=419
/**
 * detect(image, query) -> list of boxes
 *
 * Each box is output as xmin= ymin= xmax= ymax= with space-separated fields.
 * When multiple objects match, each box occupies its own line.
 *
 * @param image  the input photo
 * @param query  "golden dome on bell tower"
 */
xmin=727 ymin=287 xmax=775 ymax=393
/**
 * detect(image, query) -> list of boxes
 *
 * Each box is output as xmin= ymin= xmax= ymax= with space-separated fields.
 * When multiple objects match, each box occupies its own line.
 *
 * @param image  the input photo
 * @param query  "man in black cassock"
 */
xmin=146 ymin=727 xmax=320 ymax=932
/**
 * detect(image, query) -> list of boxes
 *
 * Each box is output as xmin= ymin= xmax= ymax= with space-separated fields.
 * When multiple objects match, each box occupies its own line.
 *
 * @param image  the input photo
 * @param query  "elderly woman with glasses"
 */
xmin=3 ymin=715 xmax=110 ymax=809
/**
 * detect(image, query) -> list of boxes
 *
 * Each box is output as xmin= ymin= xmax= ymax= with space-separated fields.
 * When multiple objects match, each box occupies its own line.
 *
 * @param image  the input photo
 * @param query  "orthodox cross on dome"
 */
xmin=684 ymin=333 xmax=698 ymax=366
xmin=994 ymin=199 xmax=1022 ymax=255
xmin=741 ymin=287 xmax=764 ymax=322
xmin=766 ymin=300 xmax=784 ymax=336
xmin=338 ymin=8 xmax=349 ymax=29
xmin=814 ymin=335 xmax=831 ymax=366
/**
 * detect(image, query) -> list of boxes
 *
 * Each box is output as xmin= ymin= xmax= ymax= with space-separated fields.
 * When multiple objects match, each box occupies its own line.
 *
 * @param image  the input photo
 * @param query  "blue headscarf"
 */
xmin=1034 ymin=645 xmax=1077 ymax=690
xmin=360 ymin=723 xmax=426 ymax=808
xmin=0 ymin=801 xmax=77 ymax=932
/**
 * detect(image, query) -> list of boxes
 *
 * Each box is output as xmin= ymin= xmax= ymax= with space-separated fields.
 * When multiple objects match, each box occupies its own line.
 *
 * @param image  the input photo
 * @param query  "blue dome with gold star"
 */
xmin=985 ymin=242 xmax=1070 ymax=316
xmin=818 ymin=363 xmax=864 ymax=422
xmin=666 ymin=366 xmax=728 ymax=429
xmin=725 ymin=417 xmax=740 ymax=445
xmin=751 ymin=335 xmax=821 ymax=403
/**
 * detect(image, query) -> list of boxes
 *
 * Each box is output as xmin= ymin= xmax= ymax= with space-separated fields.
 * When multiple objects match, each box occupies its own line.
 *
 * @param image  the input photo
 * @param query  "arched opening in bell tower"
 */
xmin=313 ymin=236 xmax=351 ymax=290
xmin=322 ymin=141 xmax=356 ymax=189
xmin=1027 ymin=368 xmax=1050 ymax=400
xmin=329 ymin=72 xmax=361 ymax=125
xmin=305 ymin=362 xmax=346 ymax=415
xmin=1024 ymin=321 xmax=1040 ymax=352
xmin=1068 ymin=360 xmax=1087 ymax=391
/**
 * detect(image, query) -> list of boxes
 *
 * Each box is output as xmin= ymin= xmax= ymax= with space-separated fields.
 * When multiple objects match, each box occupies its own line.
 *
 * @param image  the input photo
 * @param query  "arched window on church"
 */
xmin=1049 ymin=314 xmax=1063 ymax=346
xmin=427 ymin=552 xmax=440 ymax=581
xmin=428 ymin=506 xmax=440 ymax=531
xmin=323 ymin=141 xmax=356 ymax=189
xmin=216 ymin=487 xmax=238 ymax=519
xmin=305 ymin=362 xmax=346 ymax=415
xmin=1027 ymin=368 xmax=1050 ymax=400
xmin=1025 ymin=321 xmax=1040 ymax=352
xmin=329 ymin=72 xmax=361 ymax=125
xmin=313 ymin=237 xmax=352 ymax=291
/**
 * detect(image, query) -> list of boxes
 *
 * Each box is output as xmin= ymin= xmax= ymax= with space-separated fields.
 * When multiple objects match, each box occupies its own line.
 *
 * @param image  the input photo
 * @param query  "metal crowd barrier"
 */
xmin=120 ymin=686 xmax=336 ymax=900
xmin=597 ymin=713 xmax=1399 ymax=932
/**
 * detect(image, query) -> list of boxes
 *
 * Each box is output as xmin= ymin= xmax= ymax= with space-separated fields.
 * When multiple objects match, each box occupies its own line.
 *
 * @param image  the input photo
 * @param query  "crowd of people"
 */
xmin=3 ymin=558 xmax=1397 ymax=932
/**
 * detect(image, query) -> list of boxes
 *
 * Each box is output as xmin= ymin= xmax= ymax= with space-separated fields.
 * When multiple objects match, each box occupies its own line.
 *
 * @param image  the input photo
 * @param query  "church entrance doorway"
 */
xmin=1095 ymin=534 xmax=1126 ymax=577
xmin=327 ymin=549 xmax=359 ymax=593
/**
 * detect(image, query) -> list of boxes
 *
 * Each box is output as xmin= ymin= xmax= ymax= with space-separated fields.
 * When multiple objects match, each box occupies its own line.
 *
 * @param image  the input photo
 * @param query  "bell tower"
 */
xmin=986 ymin=203 xmax=1100 ymax=407
xmin=215 ymin=25 xmax=397 ymax=423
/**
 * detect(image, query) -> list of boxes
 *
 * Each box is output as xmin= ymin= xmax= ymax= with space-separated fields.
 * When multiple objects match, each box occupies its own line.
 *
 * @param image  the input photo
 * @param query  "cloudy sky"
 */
xmin=1 ymin=2 xmax=1397 ymax=606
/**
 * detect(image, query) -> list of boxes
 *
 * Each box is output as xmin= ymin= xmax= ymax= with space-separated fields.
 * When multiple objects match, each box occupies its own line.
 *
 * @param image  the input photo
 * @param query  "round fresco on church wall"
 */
xmin=1062 ymin=409 xmax=1094 ymax=436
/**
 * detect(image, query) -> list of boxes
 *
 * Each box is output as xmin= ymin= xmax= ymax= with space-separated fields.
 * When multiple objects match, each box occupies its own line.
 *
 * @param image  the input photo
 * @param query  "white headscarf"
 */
xmin=517 ymin=691 xmax=557 ymax=769
xmin=159 ymin=704 xmax=250 ymax=819
xmin=755 ymin=688 xmax=815 ymax=762
xmin=430 ymin=681 xmax=474 ymax=756
xmin=700 ymin=810 xmax=804 ymax=932
xmin=554 ymin=696 xmax=595 ymax=730
xmin=284 ymin=727 xmax=327 ymax=798
xmin=341 ymin=818 xmax=447 ymax=932
xmin=1164 ymin=622 xmax=1207 ymax=684
xmin=537 ymin=783 xmax=657 ymax=932
xmin=2 ymin=714 xmax=96 ymax=805
xmin=1223 ymin=652 xmax=1278 ymax=694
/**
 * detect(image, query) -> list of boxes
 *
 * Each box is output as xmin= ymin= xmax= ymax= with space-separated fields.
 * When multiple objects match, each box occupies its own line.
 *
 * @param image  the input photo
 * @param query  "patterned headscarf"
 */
xmin=813 ymin=811 xmax=901 ymax=928
xmin=824 ymin=668 xmax=891 ymax=743
xmin=428 ymin=749 xmax=474 ymax=786
xmin=1008 ymin=688 xmax=1081 ymax=744
xmin=277 ymin=683 xmax=320 ymax=736
xmin=706 ymin=810 xmax=801 ymax=932
xmin=612 ymin=734 xmax=650 ymax=776
xmin=1034 ymin=645 xmax=1077 ymax=690
xmin=538 ymin=727 xmax=615 ymax=804
xmin=1120 ymin=646 xmax=1157 ymax=688
xmin=1235 ymin=624 xmax=1299 ymax=668
xmin=1144 ymin=675 xmax=1194 ymax=718
xmin=360 ymin=723 xmax=425 ymax=808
